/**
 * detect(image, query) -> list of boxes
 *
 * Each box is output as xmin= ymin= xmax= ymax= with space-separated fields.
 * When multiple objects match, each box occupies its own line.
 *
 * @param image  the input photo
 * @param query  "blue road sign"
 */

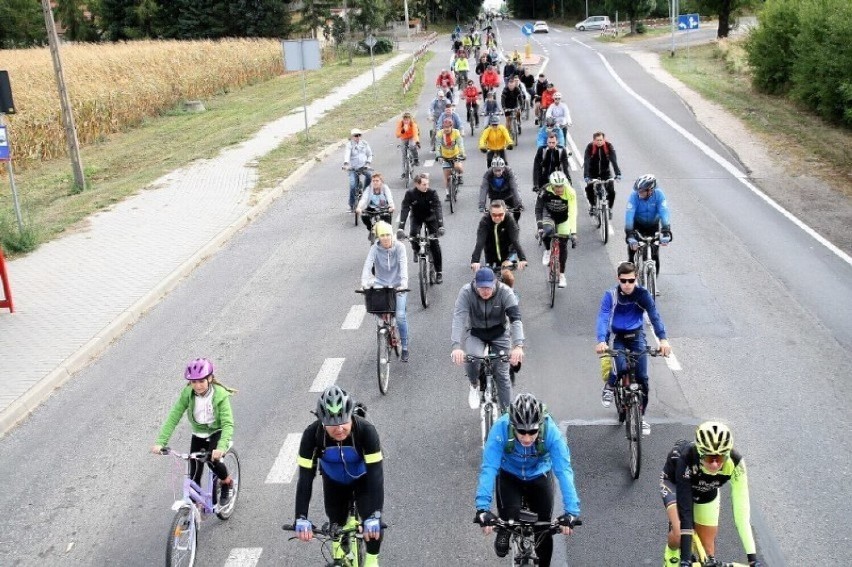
xmin=678 ymin=14 xmax=700 ymax=30
xmin=521 ymin=23 xmax=534 ymax=36
xmin=0 ymin=126 xmax=9 ymax=161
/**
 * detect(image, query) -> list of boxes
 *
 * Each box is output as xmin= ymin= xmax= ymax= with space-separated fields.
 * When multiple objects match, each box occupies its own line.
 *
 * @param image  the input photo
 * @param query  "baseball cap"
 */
xmin=351 ymin=128 xmax=363 ymax=136
xmin=474 ymin=268 xmax=496 ymax=288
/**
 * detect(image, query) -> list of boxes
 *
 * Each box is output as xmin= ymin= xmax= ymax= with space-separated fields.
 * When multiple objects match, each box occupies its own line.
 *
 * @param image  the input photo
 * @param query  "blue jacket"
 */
xmin=475 ymin=414 xmax=581 ymax=516
xmin=596 ymin=285 xmax=667 ymax=342
xmin=625 ymin=188 xmax=670 ymax=232
xmin=536 ymin=126 xmax=565 ymax=149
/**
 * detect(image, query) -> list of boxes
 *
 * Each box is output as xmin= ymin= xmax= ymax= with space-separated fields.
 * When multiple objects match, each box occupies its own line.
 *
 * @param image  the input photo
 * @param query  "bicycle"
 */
xmin=159 ymin=447 xmax=241 ymax=567
xmin=538 ymin=230 xmax=576 ymax=309
xmin=347 ymin=166 xmax=371 ymax=226
xmin=520 ymin=92 xmax=531 ymax=121
xmin=356 ymin=287 xmax=408 ymax=394
xmin=283 ymin=502 xmax=387 ymax=567
xmin=589 ymin=179 xmax=613 ymax=244
xmin=399 ymin=142 xmax=416 ymax=189
xmin=601 ymin=346 xmax=660 ymax=479
xmin=437 ymin=157 xmax=463 ymax=213
xmin=401 ymin=225 xmax=437 ymax=309
xmin=506 ymin=107 xmax=522 ymax=141
xmin=361 ymin=206 xmax=392 ymax=244
xmin=466 ymin=347 xmax=508 ymax=447
xmin=633 ymin=231 xmax=668 ymax=299
xmin=689 ymin=531 xmax=750 ymax=567
xmin=478 ymin=510 xmax=582 ymax=566
xmin=466 ymin=102 xmax=479 ymax=136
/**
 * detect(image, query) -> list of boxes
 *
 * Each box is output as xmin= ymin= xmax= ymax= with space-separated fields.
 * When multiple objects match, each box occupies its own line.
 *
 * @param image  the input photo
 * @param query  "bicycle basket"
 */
xmin=364 ymin=288 xmax=397 ymax=314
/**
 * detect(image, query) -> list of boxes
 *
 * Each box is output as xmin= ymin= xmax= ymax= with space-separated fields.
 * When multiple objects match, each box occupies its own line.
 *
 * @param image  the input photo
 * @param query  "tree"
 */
xmin=225 ymin=0 xmax=292 ymax=37
xmin=696 ymin=0 xmax=762 ymax=38
xmin=296 ymin=0 xmax=331 ymax=38
xmin=605 ymin=0 xmax=655 ymax=33
xmin=54 ymin=0 xmax=100 ymax=42
xmin=99 ymin=0 xmax=143 ymax=40
xmin=0 ymin=0 xmax=46 ymax=47
xmin=353 ymin=0 xmax=390 ymax=34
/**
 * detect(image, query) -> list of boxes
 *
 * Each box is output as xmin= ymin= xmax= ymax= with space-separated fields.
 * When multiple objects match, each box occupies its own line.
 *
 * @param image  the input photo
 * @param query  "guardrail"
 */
xmin=402 ymin=32 xmax=438 ymax=93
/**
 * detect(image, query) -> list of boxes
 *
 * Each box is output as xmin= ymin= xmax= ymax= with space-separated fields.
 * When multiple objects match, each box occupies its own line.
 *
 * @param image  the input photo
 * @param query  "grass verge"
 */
xmin=660 ymin=39 xmax=851 ymax=196
xmin=0 ymin=53 xmax=395 ymax=255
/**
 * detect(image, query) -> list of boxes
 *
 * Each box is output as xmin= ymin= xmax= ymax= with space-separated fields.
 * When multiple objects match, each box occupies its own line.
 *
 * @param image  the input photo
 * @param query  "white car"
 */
xmin=533 ymin=21 xmax=549 ymax=33
xmin=574 ymin=16 xmax=611 ymax=31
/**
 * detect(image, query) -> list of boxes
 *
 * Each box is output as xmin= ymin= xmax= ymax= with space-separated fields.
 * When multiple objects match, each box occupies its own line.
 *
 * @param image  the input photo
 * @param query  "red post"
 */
xmin=0 ymin=246 xmax=13 ymax=313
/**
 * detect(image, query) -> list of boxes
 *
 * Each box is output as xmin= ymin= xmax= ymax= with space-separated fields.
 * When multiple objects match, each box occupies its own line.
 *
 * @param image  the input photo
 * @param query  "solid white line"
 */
xmin=309 ymin=357 xmax=345 ymax=392
xmin=578 ymin=40 xmax=852 ymax=268
xmin=265 ymin=433 xmax=301 ymax=484
xmin=223 ymin=548 xmax=263 ymax=567
xmin=341 ymin=304 xmax=367 ymax=330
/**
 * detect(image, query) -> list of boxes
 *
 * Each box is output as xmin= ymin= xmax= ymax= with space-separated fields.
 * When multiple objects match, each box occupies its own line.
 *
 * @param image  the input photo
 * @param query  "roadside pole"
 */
xmin=282 ymin=40 xmax=322 ymax=142
xmin=0 ymin=115 xmax=23 ymax=235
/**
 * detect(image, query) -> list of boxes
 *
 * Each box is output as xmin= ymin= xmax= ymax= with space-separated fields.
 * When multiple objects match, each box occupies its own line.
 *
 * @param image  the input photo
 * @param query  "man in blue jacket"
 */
xmin=625 ymin=174 xmax=672 ymax=274
xmin=595 ymin=261 xmax=672 ymax=435
xmin=474 ymin=393 xmax=580 ymax=567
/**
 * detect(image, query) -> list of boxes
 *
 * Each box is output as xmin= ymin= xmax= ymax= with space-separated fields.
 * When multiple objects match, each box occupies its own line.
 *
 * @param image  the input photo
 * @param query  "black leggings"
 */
xmin=322 ymin=475 xmax=382 ymax=555
xmin=189 ymin=432 xmax=229 ymax=485
xmin=410 ymin=217 xmax=443 ymax=273
xmin=628 ymin=224 xmax=661 ymax=275
xmin=584 ymin=178 xmax=616 ymax=208
xmin=496 ymin=470 xmax=555 ymax=567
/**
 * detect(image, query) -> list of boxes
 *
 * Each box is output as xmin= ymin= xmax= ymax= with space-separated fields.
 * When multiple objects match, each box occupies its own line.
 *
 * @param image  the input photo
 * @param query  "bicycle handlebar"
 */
xmin=355 ymin=287 xmax=410 ymax=294
xmin=477 ymin=516 xmax=583 ymax=532
xmin=159 ymin=447 xmax=211 ymax=461
xmin=465 ymin=352 xmax=509 ymax=363
xmin=601 ymin=347 xmax=661 ymax=360
xmin=282 ymin=521 xmax=389 ymax=538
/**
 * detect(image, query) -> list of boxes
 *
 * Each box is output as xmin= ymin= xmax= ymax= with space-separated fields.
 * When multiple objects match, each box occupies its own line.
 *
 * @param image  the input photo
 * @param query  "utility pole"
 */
xmin=40 ymin=0 xmax=86 ymax=192
xmin=343 ymin=0 xmax=353 ymax=64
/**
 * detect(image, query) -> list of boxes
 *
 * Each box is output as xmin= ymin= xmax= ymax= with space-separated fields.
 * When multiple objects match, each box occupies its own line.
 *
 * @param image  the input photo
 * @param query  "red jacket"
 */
xmin=436 ymin=72 xmax=455 ymax=89
xmin=541 ymin=89 xmax=557 ymax=109
xmin=482 ymin=69 xmax=501 ymax=88
xmin=463 ymin=85 xmax=481 ymax=103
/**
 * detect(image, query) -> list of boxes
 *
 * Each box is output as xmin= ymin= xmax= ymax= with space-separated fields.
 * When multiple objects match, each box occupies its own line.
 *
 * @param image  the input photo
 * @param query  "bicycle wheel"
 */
xmin=391 ymin=324 xmax=401 ymax=357
xmin=600 ymin=204 xmax=609 ymax=244
xmin=593 ymin=200 xmax=602 ymax=230
xmin=215 ymin=449 xmax=241 ymax=520
xmin=481 ymin=401 xmax=495 ymax=448
xmin=419 ymin=257 xmax=429 ymax=308
xmin=377 ymin=327 xmax=390 ymax=394
xmin=645 ymin=264 xmax=657 ymax=300
xmin=355 ymin=529 xmax=366 ymax=567
xmin=448 ymin=178 xmax=456 ymax=214
xmin=627 ymin=399 xmax=642 ymax=479
xmin=166 ymin=506 xmax=197 ymax=567
xmin=548 ymin=243 xmax=559 ymax=308
xmin=614 ymin=385 xmax=626 ymax=423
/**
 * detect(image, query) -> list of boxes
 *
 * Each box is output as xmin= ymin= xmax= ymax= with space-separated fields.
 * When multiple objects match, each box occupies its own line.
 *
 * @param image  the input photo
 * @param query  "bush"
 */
xmin=745 ymin=0 xmax=800 ymax=95
xmin=358 ymin=37 xmax=393 ymax=55
xmin=635 ymin=22 xmax=647 ymax=34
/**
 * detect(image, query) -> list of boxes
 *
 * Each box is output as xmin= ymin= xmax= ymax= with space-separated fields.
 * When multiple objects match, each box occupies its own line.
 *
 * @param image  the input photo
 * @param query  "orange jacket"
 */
xmin=396 ymin=119 xmax=420 ymax=142
xmin=541 ymin=89 xmax=557 ymax=109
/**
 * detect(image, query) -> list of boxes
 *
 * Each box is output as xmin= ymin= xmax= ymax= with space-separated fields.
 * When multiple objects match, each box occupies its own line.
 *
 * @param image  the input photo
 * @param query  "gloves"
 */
xmin=680 ymin=562 xmax=691 ymax=567
xmin=363 ymin=516 xmax=381 ymax=536
xmin=295 ymin=518 xmax=312 ymax=534
xmin=661 ymin=228 xmax=673 ymax=243
xmin=508 ymin=145 xmax=514 ymax=150
xmin=557 ymin=514 xmax=577 ymax=528
xmin=474 ymin=509 xmax=497 ymax=525
xmin=480 ymin=148 xmax=487 ymax=153
xmin=570 ymin=234 xmax=577 ymax=248
xmin=627 ymin=237 xmax=638 ymax=251
xmin=479 ymin=208 xmax=486 ymax=214
xmin=396 ymin=229 xmax=406 ymax=241
xmin=584 ymin=177 xmax=590 ymax=184
xmin=749 ymin=561 xmax=763 ymax=567
xmin=615 ymin=175 xmax=622 ymax=181
xmin=437 ymin=227 xmax=446 ymax=237
xmin=415 ymin=142 xmax=421 ymax=149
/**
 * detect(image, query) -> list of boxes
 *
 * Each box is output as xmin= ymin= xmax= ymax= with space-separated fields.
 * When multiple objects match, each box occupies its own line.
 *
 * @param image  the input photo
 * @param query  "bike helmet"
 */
xmin=489 ymin=114 xmax=500 ymax=125
xmin=373 ymin=221 xmax=393 ymax=238
xmin=554 ymin=92 xmax=563 ymax=100
xmin=491 ymin=157 xmax=506 ymax=170
xmin=633 ymin=174 xmax=657 ymax=193
xmin=695 ymin=421 xmax=733 ymax=456
xmin=316 ymin=386 xmax=355 ymax=426
xmin=545 ymin=116 xmax=556 ymax=127
xmin=510 ymin=393 xmax=542 ymax=431
xmin=549 ymin=171 xmax=569 ymax=186
xmin=185 ymin=358 xmax=214 ymax=381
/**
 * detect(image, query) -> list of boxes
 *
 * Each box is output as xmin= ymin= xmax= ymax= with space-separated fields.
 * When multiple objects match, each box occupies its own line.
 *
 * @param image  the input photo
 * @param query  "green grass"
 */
xmin=0 ymin=52 xmax=397 ymax=255
xmin=661 ymin=40 xmax=852 ymax=196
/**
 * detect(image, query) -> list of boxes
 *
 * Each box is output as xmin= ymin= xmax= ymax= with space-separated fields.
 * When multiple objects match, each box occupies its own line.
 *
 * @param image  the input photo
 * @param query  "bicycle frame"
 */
xmin=482 ymin=513 xmax=582 ymax=566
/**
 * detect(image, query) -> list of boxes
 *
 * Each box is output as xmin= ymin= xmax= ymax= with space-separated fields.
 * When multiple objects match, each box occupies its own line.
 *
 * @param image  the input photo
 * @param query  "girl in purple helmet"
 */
xmin=151 ymin=358 xmax=237 ymax=504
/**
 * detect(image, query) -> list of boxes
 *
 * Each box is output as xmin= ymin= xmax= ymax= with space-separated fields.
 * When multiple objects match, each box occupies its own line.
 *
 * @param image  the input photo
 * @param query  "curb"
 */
xmin=0 ymin=140 xmax=345 ymax=438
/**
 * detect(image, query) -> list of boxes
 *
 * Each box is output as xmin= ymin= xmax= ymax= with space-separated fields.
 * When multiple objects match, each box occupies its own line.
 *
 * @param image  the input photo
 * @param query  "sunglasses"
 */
xmin=353 ymin=134 xmax=362 ymax=137
xmin=516 ymin=428 xmax=539 ymax=436
xmin=700 ymin=453 xmax=729 ymax=464
xmin=619 ymin=278 xmax=636 ymax=284
xmin=490 ymin=212 xmax=505 ymax=217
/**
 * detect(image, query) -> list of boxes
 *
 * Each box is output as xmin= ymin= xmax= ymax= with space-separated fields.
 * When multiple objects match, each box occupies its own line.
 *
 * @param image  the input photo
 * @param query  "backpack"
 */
xmin=504 ymin=405 xmax=550 ymax=456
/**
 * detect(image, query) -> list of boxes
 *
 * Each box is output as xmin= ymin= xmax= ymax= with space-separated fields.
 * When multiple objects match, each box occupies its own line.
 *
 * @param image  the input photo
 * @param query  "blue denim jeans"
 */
xmin=348 ymin=168 xmax=371 ymax=209
xmin=395 ymin=292 xmax=409 ymax=349
xmin=606 ymin=331 xmax=650 ymax=411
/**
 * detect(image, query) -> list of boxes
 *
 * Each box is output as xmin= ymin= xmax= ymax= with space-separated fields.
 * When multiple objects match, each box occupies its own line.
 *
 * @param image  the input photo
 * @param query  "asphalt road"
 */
xmin=1 ymin=20 xmax=850 ymax=566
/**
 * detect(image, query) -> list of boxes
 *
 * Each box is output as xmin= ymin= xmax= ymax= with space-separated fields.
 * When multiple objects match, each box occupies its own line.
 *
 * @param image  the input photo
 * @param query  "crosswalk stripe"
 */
xmin=265 ymin=433 xmax=301 ymax=484
xmin=223 ymin=547 xmax=263 ymax=566
xmin=341 ymin=304 xmax=367 ymax=330
xmin=309 ymin=358 xmax=345 ymax=392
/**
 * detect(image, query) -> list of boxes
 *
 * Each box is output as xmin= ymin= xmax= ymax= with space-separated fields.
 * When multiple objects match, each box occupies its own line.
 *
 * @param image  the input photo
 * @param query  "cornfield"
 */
xmin=0 ymin=38 xmax=283 ymax=171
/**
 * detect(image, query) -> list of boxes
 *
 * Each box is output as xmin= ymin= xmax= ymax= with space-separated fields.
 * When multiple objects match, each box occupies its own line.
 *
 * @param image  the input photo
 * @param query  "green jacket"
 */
xmin=156 ymin=384 xmax=234 ymax=451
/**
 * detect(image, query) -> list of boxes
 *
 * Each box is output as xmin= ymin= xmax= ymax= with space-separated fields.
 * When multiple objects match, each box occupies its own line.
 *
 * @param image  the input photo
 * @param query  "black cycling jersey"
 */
xmin=471 ymin=214 xmax=527 ymax=265
xmin=533 ymin=146 xmax=571 ymax=189
xmin=399 ymin=187 xmax=443 ymax=228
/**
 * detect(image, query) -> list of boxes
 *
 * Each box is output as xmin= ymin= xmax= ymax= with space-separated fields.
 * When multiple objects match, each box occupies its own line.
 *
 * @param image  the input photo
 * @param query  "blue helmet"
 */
xmin=633 ymin=174 xmax=657 ymax=193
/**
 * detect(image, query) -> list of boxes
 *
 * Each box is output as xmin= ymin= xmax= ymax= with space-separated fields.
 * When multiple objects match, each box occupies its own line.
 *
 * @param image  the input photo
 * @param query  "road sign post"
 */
xmin=678 ymin=13 xmax=700 ymax=64
xmin=282 ymin=39 xmax=322 ymax=142
xmin=0 ymin=117 xmax=23 ymax=236
xmin=365 ymin=35 xmax=378 ymax=88
xmin=521 ymin=23 xmax=534 ymax=58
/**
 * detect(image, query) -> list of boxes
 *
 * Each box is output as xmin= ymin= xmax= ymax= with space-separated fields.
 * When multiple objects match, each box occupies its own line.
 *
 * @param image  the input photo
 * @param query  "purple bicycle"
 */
xmin=159 ymin=447 xmax=241 ymax=567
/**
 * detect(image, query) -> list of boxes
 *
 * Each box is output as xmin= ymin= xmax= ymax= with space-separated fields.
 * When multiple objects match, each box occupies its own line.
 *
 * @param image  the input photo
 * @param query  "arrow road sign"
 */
xmin=521 ymin=23 xmax=534 ymax=36
xmin=678 ymin=14 xmax=700 ymax=30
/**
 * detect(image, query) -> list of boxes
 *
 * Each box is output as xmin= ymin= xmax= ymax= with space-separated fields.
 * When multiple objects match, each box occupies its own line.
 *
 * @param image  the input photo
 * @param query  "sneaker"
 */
xmin=558 ymin=274 xmax=567 ymax=288
xmin=601 ymin=387 xmax=614 ymax=408
xmin=608 ymin=208 xmax=613 ymax=220
xmin=401 ymin=349 xmax=409 ymax=363
xmin=541 ymin=249 xmax=551 ymax=266
xmin=218 ymin=479 xmax=232 ymax=506
xmin=435 ymin=272 xmax=443 ymax=284
xmin=588 ymin=206 xmax=595 ymax=217
xmin=510 ymin=362 xmax=521 ymax=374
xmin=413 ymin=160 xmax=420 ymax=166
xmin=445 ymin=193 xmax=451 ymax=201
xmin=642 ymin=420 xmax=651 ymax=436
xmin=458 ymin=176 xmax=464 ymax=185
xmin=534 ymin=118 xmax=539 ymax=126
xmin=401 ymin=173 xmax=407 ymax=179
xmin=494 ymin=529 xmax=511 ymax=558
xmin=468 ymin=385 xmax=480 ymax=409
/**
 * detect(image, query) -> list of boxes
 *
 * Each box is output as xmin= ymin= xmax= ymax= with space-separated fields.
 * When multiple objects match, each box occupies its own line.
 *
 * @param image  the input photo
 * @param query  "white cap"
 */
xmin=351 ymin=128 xmax=363 ymax=136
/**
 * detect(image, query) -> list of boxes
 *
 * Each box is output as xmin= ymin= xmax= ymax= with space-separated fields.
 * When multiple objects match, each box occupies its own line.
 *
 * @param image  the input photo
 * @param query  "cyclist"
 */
xmin=536 ymin=116 xmax=565 ymax=149
xmin=398 ymin=173 xmax=445 ymax=284
xmin=454 ymin=51 xmax=471 ymax=85
xmin=517 ymin=66 xmax=536 ymax=102
xmin=479 ymin=114 xmax=514 ymax=168
xmin=451 ymin=268 xmax=525 ymax=410
xmin=435 ymin=117 xmax=467 ymax=194
xmin=478 ymin=157 xmax=523 ymax=221
xmin=394 ymin=111 xmax=420 ymax=172
xmin=539 ymin=82 xmax=557 ymax=124
xmin=594 ymin=261 xmax=672 ymax=435
xmin=293 ymin=386 xmax=384 ymax=567
xmin=583 ymin=131 xmax=622 ymax=216
xmin=361 ymin=221 xmax=409 ymax=362
xmin=533 ymin=73 xmax=549 ymax=124
xmin=462 ymin=79 xmax=482 ymax=129
xmin=151 ymin=358 xmax=236 ymax=505
xmin=471 ymin=31 xmax=482 ymax=57
xmin=534 ymin=171 xmax=577 ymax=289
xmin=474 ymin=393 xmax=581 ymax=567
xmin=544 ymin=92 xmax=572 ymax=141
xmin=436 ymin=68 xmax=456 ymax=100
xmin=482 ymin=91 xmax=502 ymax=122
xmin=661 ymin=422 xmax=762 ymax=567
xmin=471 ymin=199 xmax=528 ymax=274
xmin=625 ymin=174 xmax=672 ymax=277
xmin=533 ymin=132 xmax=571 ymax=191
xmin=501 ymin=76 xmax=524 ymax=136
xmin=502 ymin=57 xmax=518 ymax=83
xmin=475 ymin=54 xmax=490 ymax=88
xmin=355 ymin=172 xmax=395 ymax=239
xmin=481 ymin=64 xmax=502 ymax=98
xmin=342 ymin=128 xmax=373 ymax=214
xmin=434 ymin=103 xmax=463 ymax=135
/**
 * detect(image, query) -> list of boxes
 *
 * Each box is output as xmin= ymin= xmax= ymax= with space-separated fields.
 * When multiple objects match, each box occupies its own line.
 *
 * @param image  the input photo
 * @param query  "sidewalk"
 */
xmin=0 ymin=51 xmax=411 ymax=435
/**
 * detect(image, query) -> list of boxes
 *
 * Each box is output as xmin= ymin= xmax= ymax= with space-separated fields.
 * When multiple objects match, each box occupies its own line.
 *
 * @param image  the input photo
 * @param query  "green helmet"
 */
xmin=316 ymin=386 xmax=354 ymax=426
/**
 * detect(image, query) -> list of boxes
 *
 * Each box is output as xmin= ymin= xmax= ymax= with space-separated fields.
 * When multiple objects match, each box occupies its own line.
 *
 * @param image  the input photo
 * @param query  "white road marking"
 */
xmin=309 ymin=357 xmax=345 ymax=392
xmin=424 ymin=159 xmax=435 ymax=168
xmin=265 ymin=433 xmax=301 ymax=484
xmin=224 ymin=548 xmax=263 ymax=567
xmin=572 ymin=37 xmax=852 ymax=268
xmin=560 ymin=417 xmax=698 ymax=428
xmin=341 ymin=304 xmax=367 ymax=330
